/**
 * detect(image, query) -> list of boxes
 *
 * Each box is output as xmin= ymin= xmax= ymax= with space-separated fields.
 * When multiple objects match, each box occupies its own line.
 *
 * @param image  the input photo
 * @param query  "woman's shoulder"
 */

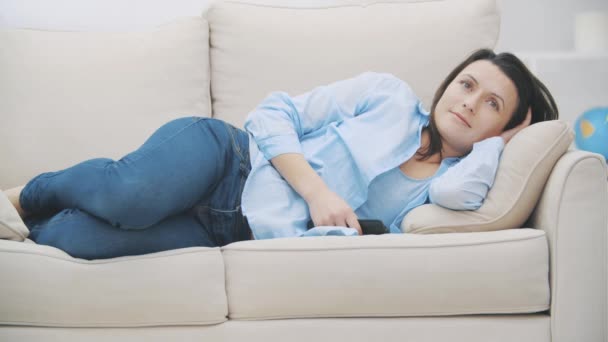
xmin=353 ymin=71 xmax=420 ymax=102
xmin=356 ymin=71 xmax=409 ymax=86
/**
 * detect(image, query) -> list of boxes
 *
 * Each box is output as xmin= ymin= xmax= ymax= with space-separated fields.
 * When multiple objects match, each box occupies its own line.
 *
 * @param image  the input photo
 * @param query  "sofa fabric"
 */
xmin=223 ymin=229 xmax=549 ymax=320
xmin=0 ymin=0 xmax=607 ymax=341
xmin=0 ymin=228 xmax=549 ymax=327
xmin=0 ymin=17 xmax=211 ymax=189
xmin=402 ymin=120 xmax=575 ymax=234
xmin=206 ymin=0 xmax=500 ymax=128
xmin=528 ymin=151 xmax=608 ymax=342
xmin=0 ymin=192 xmax=29 ymax=241
xmin=0 ymin=244 xmax=227 ymax=327
xmin=0 ymin=315 xmax=552 ymax=342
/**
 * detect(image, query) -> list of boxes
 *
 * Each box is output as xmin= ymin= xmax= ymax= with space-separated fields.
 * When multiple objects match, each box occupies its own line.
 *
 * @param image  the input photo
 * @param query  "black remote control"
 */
xmin=306 ymin=219 xmax=389 ymax=235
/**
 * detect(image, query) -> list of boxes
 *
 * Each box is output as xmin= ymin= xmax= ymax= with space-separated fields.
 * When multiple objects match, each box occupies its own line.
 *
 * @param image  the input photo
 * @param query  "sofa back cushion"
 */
xmin=206 ymin=0 xmax=500 ymax=128
xmin=0 ymin=17 xmax=211 ymax=188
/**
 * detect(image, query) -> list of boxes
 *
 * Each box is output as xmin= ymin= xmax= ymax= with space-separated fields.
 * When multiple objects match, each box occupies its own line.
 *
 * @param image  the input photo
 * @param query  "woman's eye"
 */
xmin=488 ymin=99 xmax=499 ymax=110
xmin=460 ymin=80 xmax=471 ymax=89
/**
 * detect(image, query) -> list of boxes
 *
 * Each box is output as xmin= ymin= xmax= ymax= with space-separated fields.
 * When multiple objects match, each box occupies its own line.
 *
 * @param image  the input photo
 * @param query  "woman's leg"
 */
xmin=27 ymin=208 xmax=216 ymax=260
xmin=20 ymin=117 xmax=233 ymax=229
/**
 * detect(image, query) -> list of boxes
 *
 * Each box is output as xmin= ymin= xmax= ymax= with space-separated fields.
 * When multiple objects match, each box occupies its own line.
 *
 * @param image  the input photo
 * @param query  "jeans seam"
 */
xmin=198 ymin=205 xmax=240 ymax=213
xmin=238 ymin=168 xmax=247 ymax=206
xmin=238 ymin=165 xmax=251 ymax=239
xmin=42 ymin=209 xmax=76 ymax=225
xmin=223 ymin=121 xmax=245 ymax=161
xmin=127 ymin=117 xmax=203 ymax=164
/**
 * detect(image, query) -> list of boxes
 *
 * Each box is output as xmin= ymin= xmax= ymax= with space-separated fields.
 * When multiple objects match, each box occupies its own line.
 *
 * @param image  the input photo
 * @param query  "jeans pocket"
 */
xmin=195 ymin=206 xmax=250 ymax=247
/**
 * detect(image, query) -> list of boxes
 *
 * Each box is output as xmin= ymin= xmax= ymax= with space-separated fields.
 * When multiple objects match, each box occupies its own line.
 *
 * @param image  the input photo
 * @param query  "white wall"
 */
xmin=0 ymin=0 xmax=606 ymax=54
xmin=495 ymin=0 xmax=608 ymax=52
xmin=0 ymin=0 xmax=214 ymax=32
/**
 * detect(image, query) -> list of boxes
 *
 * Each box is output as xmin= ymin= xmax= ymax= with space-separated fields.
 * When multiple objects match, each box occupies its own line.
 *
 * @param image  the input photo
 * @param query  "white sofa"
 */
xmin=1 ymin=1 xmax=607 ymax=341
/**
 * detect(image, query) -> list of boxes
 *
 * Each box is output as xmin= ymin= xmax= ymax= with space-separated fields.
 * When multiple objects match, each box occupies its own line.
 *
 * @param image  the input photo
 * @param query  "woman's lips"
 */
xmin=450 ymin=111 xmax=471 ymax=127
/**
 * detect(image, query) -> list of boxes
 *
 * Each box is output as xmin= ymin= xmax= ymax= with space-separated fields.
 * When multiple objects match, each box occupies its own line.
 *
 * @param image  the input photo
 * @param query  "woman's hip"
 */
xmin=190 ymin=117 xmax=252 ymax=246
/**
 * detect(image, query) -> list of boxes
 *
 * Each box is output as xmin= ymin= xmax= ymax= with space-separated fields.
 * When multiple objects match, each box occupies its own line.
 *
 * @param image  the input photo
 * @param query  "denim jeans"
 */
xmin=22 ymin=116 xmax=253 ymax=260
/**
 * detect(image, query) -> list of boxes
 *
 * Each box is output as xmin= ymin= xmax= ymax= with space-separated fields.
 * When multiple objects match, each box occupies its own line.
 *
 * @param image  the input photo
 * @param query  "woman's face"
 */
xmin=434 ymin=60 xmax=519 ymax=156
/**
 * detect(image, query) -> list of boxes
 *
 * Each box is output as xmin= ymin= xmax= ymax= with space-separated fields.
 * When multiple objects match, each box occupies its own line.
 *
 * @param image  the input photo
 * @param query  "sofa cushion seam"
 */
xmin=0 ymin=318 xmax=228 ymax=327
xmin=228 ymin=305 xmax=551 ymax=320
xmin=0 ymin=247 xmax=221 ymax=263
xmin=222 ymin=233 xmax=545 ymax=252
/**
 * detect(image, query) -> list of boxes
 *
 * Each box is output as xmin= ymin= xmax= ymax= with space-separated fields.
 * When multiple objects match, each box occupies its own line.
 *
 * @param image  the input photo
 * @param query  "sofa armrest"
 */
xmin=527 ymin=149 xmax=607 ymax=342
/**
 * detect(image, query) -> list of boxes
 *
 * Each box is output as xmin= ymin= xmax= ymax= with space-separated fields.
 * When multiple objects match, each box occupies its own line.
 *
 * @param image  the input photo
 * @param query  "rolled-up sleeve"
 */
xmin=243 ymin=71 xmax=403 ymax=161
xmin=428 ymin=136 xmax=505 ymax=210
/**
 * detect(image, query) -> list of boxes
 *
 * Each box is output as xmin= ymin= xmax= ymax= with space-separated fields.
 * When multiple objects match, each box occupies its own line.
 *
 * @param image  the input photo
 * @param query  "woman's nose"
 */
xmin=462 ymin=92 xmax=481 ymax=113
xmin=462 ymin=102 xmax=474 ymax=113
xmin=462 ymin=94 xmax=480 ymax=113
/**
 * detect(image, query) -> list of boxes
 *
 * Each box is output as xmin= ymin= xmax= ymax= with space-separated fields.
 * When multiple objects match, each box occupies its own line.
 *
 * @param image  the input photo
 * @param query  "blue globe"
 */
xmin=574 ymin=107 xmax=608 ymax=162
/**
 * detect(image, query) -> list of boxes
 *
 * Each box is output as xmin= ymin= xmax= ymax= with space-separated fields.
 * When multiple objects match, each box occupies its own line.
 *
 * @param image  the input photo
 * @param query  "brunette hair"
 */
xmin=417 ymin=48 xmax=559 ymax=161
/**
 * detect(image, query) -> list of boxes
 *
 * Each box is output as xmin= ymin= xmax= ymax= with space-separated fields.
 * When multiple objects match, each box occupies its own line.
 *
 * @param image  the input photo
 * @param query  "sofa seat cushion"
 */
xmin=0 ymin=241 xmax=228 ymax=327
xmin=222 ymin=229 xmax=549 ymax=319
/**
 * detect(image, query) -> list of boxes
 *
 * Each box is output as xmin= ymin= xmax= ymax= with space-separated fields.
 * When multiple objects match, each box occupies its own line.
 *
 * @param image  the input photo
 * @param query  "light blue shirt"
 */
xmin=241 ymin=71 xmax=505 ymax=239
xmin=355 ymin=166 xmax=433 ymax=229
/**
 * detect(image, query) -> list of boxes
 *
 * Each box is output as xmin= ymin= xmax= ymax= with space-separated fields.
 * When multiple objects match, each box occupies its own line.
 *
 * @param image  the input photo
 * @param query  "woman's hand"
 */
xmin=306 ymin=188 xmax=363 ymax=235
xmin=500 ymin=107 xmax=532 ymax=144
xmin=268 ymin=153 xmax=362 ymax=235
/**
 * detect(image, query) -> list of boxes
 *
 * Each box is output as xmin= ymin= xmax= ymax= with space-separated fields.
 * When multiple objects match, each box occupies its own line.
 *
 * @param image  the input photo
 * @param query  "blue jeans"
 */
xmin=21 ymin=116 xmax=253 ymax=260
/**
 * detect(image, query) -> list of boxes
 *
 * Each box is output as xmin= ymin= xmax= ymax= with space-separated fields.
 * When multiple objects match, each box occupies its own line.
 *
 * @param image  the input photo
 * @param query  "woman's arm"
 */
xmin=245 ymin=71 xmax=409 ymax=231
xmin=428 ymin=109 xmax=533 ymax=210
xmin=244 ymin=71 xmax=405 ymax=161
xmin=428 ymin=136 xmax=505 ymax=210
xmin=269 ymin=153 xmax=363 ymax=234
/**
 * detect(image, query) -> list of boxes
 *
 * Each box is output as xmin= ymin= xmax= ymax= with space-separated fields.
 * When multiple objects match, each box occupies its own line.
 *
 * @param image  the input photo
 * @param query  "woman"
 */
xmin=4 ymin=48 xmax=558 ymax=260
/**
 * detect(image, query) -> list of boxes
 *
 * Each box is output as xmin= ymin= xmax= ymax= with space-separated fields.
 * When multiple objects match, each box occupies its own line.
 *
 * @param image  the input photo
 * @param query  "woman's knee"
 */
xmin=87 ymin=117 xmax=229 ymax=229
xmin=90 ymin=183 xmax=164 ymax=229
xmin=83 ymin=173 xmax=162 ymax=229
xmin=32 ymin=209 xmax=94 ymax=257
